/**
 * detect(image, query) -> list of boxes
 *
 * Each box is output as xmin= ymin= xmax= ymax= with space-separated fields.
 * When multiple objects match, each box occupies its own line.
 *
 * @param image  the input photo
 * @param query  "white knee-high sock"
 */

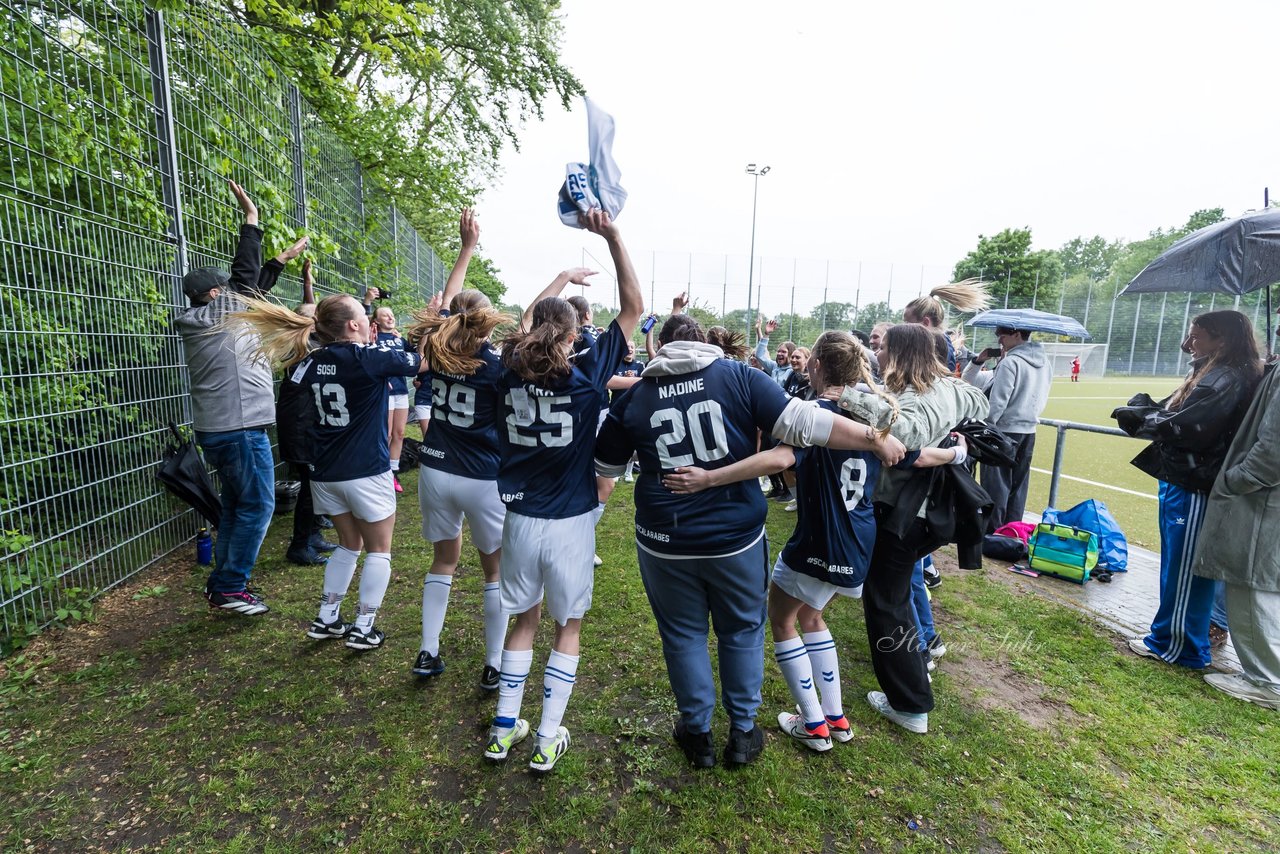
xmin=319 ymin=546 xmax=360 ymax=622
xmin=354 ymin=552 xmax=392 ymax=631
xmin=538 ymin=649 xmax=579 ymax=743
xmin=591 ymin=502 xmax=606 ymax=527
xmin=494 ymin=648 xmax=534 ymax=728
xmin=390 ymin=459 xmax=400 ymax=472
xmin=774 ymin=636 xmax=824 ymax=727
xmin=803 ymin=629 xmax=844 ymax=720
xmin=483 ymin=582 xmax=505 ymax=669
xmin=419 ymin=573 xmax=453 ymax=655
xmin=624 ymin=458 xmax=635 ymax=478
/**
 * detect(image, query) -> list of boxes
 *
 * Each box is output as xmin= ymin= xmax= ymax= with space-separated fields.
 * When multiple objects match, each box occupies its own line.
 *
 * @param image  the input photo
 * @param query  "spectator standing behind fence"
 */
xmin=1191 ymin=359 xmax=1280 ymax=710
xmin=754 ymin=317 xmax=795 ymax=387
xmin=176 ymin=180 xmax=307 ymax=616
xmin=960 ymin=326 xmax=1052 ymax=530
xmin=1113 ymin=310 xmax=1262 ymax=670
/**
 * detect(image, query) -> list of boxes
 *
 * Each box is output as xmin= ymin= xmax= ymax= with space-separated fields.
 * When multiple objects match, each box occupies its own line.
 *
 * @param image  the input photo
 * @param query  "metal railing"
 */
xmin=1039 ymin=418 xmax=1139 ymax=509
xmin=0 ymin=0 xmax=447 ymax=642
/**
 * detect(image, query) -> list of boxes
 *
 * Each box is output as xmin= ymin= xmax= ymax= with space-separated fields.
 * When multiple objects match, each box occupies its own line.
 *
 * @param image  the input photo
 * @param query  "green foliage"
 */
xmin=228 ymin=0 xmax=585 ymax=299
xmin=953 ymin=227 xmax=1064 ymax=308
xmin=1059 ymin=235 xmax=1126 ymax=281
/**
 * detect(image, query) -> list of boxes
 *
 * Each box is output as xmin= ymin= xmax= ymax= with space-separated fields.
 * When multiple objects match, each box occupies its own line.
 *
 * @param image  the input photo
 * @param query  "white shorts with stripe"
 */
xmin=499 ymin=510 xmax=595 ymax=625
xmin=419 ymin=467 xmax=505 ymax=554
xmin=771 ymin=556 xmax=861 ymax=611
xmin=311 ymin=471 xmax=397 ymax=524
xmin=413 ymin=404 xmax=432 ymax=422
xmin=388 ymin=393 xmax=409 ymax=411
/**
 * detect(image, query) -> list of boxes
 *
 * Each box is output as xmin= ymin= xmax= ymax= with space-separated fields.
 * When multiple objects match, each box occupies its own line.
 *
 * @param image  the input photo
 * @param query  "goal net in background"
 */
xmin=1039 ymin=342 xmax=1108 ymax=378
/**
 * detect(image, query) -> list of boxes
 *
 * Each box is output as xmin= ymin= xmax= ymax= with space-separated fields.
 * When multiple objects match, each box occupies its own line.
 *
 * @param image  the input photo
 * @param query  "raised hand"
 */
xmin=228 ymin=180 xmax=258 ymax=225
xmin=459 ymin=208 xmax=480 ymax=250
xmin=579 ymin=208 xmax=619 ymax=240
xmin=363 ymin=286 xmax=382 ymax=306
xmin=274 ymin=235 xmax=309 ymax=264
xmin=672 ymin=291 xmax=689 ymax=315
xmin=764 ymin=318 xmax=779 ymax=335
xmin=562 ymin=267 xmax=597 ymax=286
xmin=428 ymin=291 xmax=443 ymax=312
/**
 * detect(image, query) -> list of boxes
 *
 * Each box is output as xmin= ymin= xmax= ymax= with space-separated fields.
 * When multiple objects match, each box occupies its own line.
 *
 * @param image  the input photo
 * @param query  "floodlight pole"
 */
xmin=745 ymin=164 xmax=770 ymax=336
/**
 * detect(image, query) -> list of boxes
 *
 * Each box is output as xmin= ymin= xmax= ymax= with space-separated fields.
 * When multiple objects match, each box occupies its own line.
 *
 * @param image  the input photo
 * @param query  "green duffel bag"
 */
xmin=1028 ymin=522 xmax=1099 ymax=584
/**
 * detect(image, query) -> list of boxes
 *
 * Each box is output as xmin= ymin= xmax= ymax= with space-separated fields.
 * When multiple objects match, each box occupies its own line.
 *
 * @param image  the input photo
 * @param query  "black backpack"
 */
xmin=276 ymin=360 xmax=319 ymax=466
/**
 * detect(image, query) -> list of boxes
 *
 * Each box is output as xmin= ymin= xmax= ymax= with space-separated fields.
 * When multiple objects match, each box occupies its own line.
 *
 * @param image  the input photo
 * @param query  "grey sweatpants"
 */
xmin=1225 ymin=583 xmax=1280 ymax=693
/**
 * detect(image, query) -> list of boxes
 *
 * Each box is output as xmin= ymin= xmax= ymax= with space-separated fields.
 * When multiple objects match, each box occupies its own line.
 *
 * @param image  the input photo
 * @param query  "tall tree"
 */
xmin=226 ymin=0 xmax=585 ymax=299
xmin=952 ymin=227 xmax=1063 ymax=309
xmin=1058 ymin=235 xmax=1126 ymax=281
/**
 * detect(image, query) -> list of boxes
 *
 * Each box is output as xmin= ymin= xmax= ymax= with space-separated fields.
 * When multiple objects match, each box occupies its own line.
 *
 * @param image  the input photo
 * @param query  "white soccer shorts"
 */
xmin=771 ymin=556 xmax=861 ymax=611
xmin=311 ymin=471 xmax=397 ymax=524
xmin=388 ymin=393 xmax=410 ymax=411
xmin=419 ymin=467 xmax=505 ymax=554
xmin=499 ymin=510 xmax=596 ymax=625
xmin=413 ymin=404 xmax=432 ymax=422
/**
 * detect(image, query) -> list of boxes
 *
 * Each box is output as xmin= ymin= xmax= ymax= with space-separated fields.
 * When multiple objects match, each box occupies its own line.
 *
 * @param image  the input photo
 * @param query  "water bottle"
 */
xmin=196 ymin=528 xmax=213 ymax=565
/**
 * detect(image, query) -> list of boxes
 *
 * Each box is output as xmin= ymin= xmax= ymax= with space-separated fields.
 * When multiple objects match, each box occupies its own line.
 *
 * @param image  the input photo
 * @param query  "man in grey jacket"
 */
xmin=176 ymin=180 xmax=307 ymax=616
xmin=961 ymin=327 xmax=1052 ymax=529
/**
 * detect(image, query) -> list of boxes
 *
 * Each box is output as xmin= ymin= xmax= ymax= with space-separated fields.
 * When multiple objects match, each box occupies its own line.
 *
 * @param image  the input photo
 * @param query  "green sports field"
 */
xmin=1026 ymin=376 xmax=1182 ymax=550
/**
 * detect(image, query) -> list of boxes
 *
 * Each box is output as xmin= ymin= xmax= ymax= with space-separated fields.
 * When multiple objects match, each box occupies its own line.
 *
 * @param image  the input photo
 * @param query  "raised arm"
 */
xmin=644 ymin=317 xmax=658 ymax=360
xmin=521 ymin=266 xmax=596 ymax=332
xmin=300 ymin=258 xmax=315 ymax=305
xmin=582 ymin=209 xmax=643 ymax=336
xmin=671 ymin=290 xmax=689 ymax=317
xmin=440 ymin=208 xmax=480 ymax=309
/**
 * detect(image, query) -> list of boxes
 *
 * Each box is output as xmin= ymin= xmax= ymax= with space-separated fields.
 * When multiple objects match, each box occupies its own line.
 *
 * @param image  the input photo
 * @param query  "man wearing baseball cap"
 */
xmin=176 ymin=180 xmax=308 ymax=616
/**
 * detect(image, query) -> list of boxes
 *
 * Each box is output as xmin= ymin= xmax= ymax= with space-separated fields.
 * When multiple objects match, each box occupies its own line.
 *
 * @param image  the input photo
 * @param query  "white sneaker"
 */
xmin=784 ymin=499 xmax=798 ymax=512
xmin=624 ymin=474 xmax=634 ymax=483
xmin=1204 ymin=673 xmax=1280 ymax=710
xmin=529 ymin=726 xmax=571 ymax=772
xmin=483 ymin=719 xmax=530 ymax=761
xmin=1127 ymin=638 xmax=1163 ymax=661
xmin=593 ymin=554 xmax=603 ymax=567
xmin=776 ymin=711 xmax=832 ymax=752
xmin=866 ymin=691 xmax=927 ymax=734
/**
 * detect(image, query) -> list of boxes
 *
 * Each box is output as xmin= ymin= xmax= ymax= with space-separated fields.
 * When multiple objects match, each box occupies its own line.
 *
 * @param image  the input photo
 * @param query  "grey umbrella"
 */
xmin=1121 ymin=208 xmax=1280 ymax=353
xmin=967 ymin=308 xmax=1090 ymax=339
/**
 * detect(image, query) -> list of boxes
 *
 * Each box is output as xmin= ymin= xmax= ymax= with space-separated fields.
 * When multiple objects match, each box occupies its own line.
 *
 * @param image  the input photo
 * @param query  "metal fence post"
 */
xmin=1151 ymin=292 xmax=1168 ymax=375
xmin=1127 ymin=294 xmax=1143 ymax=375
xmin=1177 ymin=292 xmax=1192 ymax=375
xmin=1047 ymin=423 xmax=1068 ymax=509
xmin=355 ymin=164 xmax=366 ymax=295
xmin=145 ymin=9 xmax=190 ymax=424
xmin=287 ymin=85 xmax=307 ymax=230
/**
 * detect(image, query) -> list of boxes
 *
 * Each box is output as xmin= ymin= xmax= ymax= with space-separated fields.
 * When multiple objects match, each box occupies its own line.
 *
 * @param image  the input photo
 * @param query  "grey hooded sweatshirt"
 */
xmin=961 ymin=340 xmax=1052 ymax=434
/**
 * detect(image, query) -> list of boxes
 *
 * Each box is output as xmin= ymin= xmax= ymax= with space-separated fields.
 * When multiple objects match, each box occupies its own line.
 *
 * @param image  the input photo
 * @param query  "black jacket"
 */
xmin=1112 ymin=361 xmax=1259 ymax=494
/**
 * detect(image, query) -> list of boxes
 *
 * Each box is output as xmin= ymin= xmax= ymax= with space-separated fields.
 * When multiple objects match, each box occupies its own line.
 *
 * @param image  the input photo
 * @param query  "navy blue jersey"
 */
xmin=287 ymin=342 xmax=421 ymax=482
xmin=496 ymin=320 xmax=627 ymax=519
xmin=422 ymin=342 xmax=504 ymax=479
xmin=779 ymin=401 xmax=919 ymax=588
xmin=377 ymin=331 xmax=409 ymax=394
xmin=611 ymin=359 xmax=645 ymax=403
xmin=784 ymin=369 xmax=811 ymax=400
xmin=575 ymin=324 xmax=620 ymax=409
xmin=596 ymin=359 xmax=791 ymax=556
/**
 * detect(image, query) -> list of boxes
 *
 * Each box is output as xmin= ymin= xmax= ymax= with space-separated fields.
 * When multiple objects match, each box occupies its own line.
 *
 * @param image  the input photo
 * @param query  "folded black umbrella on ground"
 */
xmin=157 ymin=422 xmax=221 ymax=529
xmin=952 ymin=418 xmax=1017 ymax=468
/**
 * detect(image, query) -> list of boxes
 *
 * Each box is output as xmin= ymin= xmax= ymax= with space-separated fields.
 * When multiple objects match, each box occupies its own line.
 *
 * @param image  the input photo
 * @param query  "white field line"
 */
xmin=1029 ymin=467 xmax=1158 ymax=500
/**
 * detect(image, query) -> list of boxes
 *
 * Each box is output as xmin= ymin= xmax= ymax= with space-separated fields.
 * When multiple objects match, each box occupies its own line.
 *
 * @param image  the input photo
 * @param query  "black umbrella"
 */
xmin=156 ymin=422 xmax=221 ymax=528
xmin=1121 ymin=208 xmax=1280 ymax=354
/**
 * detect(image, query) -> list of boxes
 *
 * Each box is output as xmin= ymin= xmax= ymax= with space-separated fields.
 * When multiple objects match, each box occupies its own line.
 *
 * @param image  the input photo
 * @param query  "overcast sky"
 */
xmin=476 ymin=0 xmax=1279 ymax=318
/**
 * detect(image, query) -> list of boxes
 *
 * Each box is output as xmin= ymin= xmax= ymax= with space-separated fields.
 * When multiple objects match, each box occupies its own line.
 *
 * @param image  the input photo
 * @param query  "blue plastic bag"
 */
xmin=1041 ymin=499 xmax=1128 ymax=573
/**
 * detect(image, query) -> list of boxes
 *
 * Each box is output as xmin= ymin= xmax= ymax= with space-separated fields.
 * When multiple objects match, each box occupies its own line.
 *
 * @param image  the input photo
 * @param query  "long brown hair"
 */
xmin=658 ymin=314 xmax=707 ymax=345
xmin=500 ymin=296 xmax=578 ymax=385
xmin=1168 ymin=310 xmax=1263 ymax=409
xmin=903 ymin=278 xmax=990 ymax=328
xmin=705 ymin=325 xmax=748 ymax=359
xmin=811 ymin=331 xmax=898 ymax=434
xmin=880 ymin=323 xmax=949 ymax=394
xmin=222 ymin=294 xmax=362 ymax=366
xmin=407 ymin=290 xmax=513 ymax=376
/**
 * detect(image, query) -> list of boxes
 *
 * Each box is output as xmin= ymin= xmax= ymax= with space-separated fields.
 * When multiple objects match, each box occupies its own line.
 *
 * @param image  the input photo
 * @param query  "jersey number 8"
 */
xmin=839 ymin=457 xmax=868 ymax=510
xmin=651 ymin=400 xmax=730 ymax=469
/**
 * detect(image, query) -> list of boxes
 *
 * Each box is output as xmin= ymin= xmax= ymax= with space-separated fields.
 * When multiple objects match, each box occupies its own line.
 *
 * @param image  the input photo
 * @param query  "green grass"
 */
xmin=1 ymin=463 xmax=1276 ymax=852
xmin=1027 ymin=376 xmax=1181 ymax=549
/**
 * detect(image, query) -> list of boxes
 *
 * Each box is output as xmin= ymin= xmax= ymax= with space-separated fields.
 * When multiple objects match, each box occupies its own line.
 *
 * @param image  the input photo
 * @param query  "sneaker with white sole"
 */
xmin=784 ymin=499 xmax=798 ymax=512
xmin=479 ymin=665 xmax=500 ymax=691
xmin=928 ymin=635 xmax=947 ymax=659
xmin=1204 ymin=673 xmax=1280 ymax=710
xmin=412 ymin=650 xmax=445 ymax=677
xmin=1127 ymin=638 xmax=1163 ymax=661
xmin=776 ymin=712 xmax=832 ymax=752
xmin=593 ymin=554 xmax=603 ymax=567
xmin=306 ymin=616 xmax=351 ymax=639
xmin=866 ymin=691 xmax=927 ymax=734
xmin=344 ymin=625 xmax=385 ymax=651
xmin=206 ymin=589 xmax=269 ymax=616
xmin=483 ymin=719 xmax=530 ymax=761
xmin=825 ymin=714 xmax=854 ymax=743
xmin=529 ymin=726 xmax=571 ymax=772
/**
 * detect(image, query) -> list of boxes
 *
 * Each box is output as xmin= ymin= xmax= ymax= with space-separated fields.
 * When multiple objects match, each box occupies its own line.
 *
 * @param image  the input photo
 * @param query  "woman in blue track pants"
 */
xmin=1114 ymin=310 xmax=1262 ymax=669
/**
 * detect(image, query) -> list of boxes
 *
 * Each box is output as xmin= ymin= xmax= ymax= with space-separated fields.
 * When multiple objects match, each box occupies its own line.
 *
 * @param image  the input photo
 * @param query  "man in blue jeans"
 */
xmin=176 ymin=180 xmax=307 ymax=615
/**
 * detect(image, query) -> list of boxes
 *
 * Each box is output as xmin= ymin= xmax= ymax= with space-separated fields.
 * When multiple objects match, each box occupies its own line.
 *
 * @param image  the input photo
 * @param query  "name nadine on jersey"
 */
xmin=496 ymin=320 xmax=627 ymax=519
xmin=288 ymin=342 xmax=421 ymax=482
xmin=595 ymin=359 xmax=791 ymax=556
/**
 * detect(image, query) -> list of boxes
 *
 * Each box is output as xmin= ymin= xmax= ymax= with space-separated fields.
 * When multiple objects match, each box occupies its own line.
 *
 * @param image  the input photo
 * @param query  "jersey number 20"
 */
xmin=651 ymin=400 xmax=729 ymax=469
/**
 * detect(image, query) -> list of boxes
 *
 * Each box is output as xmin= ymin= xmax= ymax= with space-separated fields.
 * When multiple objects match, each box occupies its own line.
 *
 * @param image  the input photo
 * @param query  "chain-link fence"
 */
xmin=0 ymin=0 xmax=446 ymax=644
xmin=625 ymin=251 xmax=1273 ymax=375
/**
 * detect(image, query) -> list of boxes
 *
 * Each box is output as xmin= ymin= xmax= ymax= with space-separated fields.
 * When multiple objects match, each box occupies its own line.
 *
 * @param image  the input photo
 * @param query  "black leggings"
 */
xmin=289 ymin=464 xmax=319 ymax=550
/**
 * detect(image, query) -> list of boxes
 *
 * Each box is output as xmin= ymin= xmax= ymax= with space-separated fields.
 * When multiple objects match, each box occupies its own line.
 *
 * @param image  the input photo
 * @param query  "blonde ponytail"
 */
xmin=904 ymin=277 xmax=991 ymax=327
xmin=407 ymin=291 xmax=513 ymax=376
